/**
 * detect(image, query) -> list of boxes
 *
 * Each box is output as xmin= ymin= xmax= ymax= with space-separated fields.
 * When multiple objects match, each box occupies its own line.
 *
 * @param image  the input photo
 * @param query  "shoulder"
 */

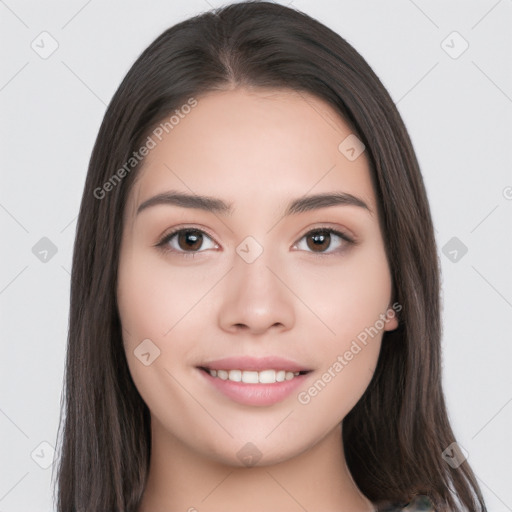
xmin=376 ymin=494 xmax=436 ymax=512
xmin=402 ymin=495 xmax=436 ymax=511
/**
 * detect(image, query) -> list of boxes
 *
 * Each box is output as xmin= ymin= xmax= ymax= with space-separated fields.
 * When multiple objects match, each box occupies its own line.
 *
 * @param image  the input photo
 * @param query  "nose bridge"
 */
xmin=232 ymin=233 xmax=279 ymax=289
xmin=216 ymin=236 xmax=295 ymax=333
xmin=235 ymin=243 xmax=276 ymax=294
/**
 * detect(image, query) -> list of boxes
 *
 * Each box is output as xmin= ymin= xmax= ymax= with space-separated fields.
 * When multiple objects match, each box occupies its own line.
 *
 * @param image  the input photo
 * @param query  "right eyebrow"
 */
xmin=137 ymin=191 xmax=232 ymax=216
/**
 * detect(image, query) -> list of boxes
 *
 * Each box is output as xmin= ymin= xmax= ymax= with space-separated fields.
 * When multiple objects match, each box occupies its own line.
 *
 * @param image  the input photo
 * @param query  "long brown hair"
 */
xmin=54 ymin=2 xmax=487 ymax=510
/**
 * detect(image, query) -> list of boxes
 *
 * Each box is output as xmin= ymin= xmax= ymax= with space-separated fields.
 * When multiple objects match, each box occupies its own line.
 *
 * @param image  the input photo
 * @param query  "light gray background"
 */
xmin=1 ymin=1 xmax=511 ymax=510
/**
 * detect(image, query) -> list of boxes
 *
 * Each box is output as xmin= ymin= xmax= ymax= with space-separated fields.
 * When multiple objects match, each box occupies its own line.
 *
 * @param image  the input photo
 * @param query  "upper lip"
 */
xmin=198 ymin=356 xmax=312 ymax=373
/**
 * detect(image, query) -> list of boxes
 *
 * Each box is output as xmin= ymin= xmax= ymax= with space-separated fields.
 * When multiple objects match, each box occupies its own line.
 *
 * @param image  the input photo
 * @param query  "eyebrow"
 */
xmin=136 ymin=190 xmax=372 ymax=217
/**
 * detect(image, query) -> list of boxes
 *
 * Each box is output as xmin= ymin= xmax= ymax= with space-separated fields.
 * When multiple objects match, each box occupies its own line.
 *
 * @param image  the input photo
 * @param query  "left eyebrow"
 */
xmin=285 ymin=192 xmax=372 ymax=216
xmin=136 ymin=190 xmax=372 ymax=216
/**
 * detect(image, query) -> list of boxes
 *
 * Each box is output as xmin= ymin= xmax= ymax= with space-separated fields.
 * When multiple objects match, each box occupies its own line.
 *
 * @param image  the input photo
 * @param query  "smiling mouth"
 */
xmin=198 ymin=367 xmax=311 ymax=384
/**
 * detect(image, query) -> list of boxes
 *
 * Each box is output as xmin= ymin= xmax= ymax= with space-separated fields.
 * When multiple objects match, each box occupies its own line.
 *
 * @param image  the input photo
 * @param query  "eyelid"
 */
xmin=154 ymin=224 xmax=220 ymax=256
xmin=155 ymin=223 xmax=356 ymax=256
xmin=295 ymin=223 xmax=355 ymax=244
xmin=291 ymin=225 xmax=355 ymax=256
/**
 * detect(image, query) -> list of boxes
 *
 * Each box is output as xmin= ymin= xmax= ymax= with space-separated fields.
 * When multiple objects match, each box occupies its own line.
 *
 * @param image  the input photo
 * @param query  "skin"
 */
xmin=116 ymin=87 xmax=399 ymax=512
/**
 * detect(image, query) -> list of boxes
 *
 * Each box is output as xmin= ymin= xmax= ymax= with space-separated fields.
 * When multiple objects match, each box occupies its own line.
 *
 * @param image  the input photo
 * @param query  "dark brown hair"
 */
xmin=54 ymin=1 xmax=487 ymax=511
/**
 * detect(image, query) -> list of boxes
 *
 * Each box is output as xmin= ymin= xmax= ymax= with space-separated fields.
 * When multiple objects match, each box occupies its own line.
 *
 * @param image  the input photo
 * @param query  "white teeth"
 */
xmin=242 ymin=371 xmax=259 ymax=384
xmin=217 ymin=369 xmax=228 ymax=380
xmin=258 ymin=370 xmax=275 ymax=383
xmin=228 ymin=369 xmax=242 ymax=382
xmin=207 ymin=368 xmax=301 ymax=383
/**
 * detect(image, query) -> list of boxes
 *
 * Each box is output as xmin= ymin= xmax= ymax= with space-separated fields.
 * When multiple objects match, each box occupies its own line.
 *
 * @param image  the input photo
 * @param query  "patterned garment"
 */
xmin=376 ymin=494 xmax=436 ymax=511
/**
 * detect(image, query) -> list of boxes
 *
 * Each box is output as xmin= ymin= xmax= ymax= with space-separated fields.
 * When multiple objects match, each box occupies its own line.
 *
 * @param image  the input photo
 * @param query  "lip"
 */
xmin=198 ymin=356 xmax=311 ymax=373
xmin=198 ymin=367 xmax=311 ymax=406
xmin=196 ymin=356 xmax=313 ymax=407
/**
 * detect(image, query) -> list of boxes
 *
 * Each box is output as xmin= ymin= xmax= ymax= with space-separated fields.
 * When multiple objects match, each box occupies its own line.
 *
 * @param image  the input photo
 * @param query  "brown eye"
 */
xmin=294 ymin=228 xmax=354 ymax=254
xmin=157 ymin=228 xmax=218 ymax=254
xmin=176 ymin=230 xmax=203 ymax=251
xmin=306 ymin=230 xmax=331 ymax=252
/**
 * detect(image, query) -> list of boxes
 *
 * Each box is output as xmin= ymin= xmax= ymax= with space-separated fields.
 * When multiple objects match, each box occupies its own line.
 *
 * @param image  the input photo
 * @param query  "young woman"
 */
xmin=55 ymin=2 xmax=488 ymax=511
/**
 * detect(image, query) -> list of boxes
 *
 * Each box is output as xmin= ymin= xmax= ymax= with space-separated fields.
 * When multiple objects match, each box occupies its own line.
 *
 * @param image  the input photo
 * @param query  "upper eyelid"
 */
xmin=157 ymin=224 xmax=354 ymax=250
xmin=159 ymin=225 xmax=220 ymax=246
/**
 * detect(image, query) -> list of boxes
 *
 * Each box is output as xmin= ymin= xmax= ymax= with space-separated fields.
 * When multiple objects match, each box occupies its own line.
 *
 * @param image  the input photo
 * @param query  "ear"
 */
xmin=383 ymin=302 xmax=400 ymax=332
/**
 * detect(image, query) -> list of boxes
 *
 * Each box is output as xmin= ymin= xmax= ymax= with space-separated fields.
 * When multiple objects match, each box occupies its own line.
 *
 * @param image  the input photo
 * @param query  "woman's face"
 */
xmin=117 ymin=87 xmax=398 ymax=466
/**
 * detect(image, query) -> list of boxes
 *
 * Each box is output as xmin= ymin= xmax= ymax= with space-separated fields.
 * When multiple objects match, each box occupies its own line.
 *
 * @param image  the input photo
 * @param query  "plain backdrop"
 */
xmin=1 ymin=1 xmax=511 ymax=510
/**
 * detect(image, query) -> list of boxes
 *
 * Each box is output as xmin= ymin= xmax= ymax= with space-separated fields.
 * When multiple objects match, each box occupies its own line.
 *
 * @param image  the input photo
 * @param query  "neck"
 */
xmin=138 ymin=418 xmax=375 ymax=512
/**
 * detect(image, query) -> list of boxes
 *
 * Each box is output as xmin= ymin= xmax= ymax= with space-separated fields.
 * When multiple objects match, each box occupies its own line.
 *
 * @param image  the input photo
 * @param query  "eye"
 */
xmin=293 ymin=227 xmax=354 ymax=255
xmin=156 ymin=225 xmax=355 ymax=258
xmin=156 ymin=227 xmax=218 ymax=256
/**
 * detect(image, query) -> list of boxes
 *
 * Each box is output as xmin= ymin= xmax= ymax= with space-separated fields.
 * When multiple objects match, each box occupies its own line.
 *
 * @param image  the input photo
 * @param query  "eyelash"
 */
xmin=155 ymin=225 xmax=355 ymax=259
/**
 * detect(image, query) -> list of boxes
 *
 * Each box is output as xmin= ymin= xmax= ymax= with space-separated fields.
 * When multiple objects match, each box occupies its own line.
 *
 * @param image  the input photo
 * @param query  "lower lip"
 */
xmin=198 ymin=368 xmax=311 ymax=406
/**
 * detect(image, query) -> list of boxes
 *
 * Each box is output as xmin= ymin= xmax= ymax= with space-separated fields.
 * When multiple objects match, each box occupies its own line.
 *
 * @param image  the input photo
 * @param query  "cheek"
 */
xmin=116 ymin=247 xmax=226 ymax=422
xmin=117 ymin=247 xmax=221 ymax=344
xmin=295 ymin=342 xmax=380 ymax=428
xmin=290 ymin=244 xmax=391 ymax=415
xmin=291 ymin=241 xmax=393 ymax=341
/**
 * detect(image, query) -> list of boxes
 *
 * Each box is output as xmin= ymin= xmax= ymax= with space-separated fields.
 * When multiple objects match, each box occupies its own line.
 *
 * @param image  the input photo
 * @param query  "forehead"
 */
xmin=125 ymin=87 xmax=375 ymax=220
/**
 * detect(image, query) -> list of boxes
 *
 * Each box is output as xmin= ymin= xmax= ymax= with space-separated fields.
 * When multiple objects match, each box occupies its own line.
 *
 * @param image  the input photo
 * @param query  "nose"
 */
xmin=216 ymin=250 xmax=295 ymax=336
